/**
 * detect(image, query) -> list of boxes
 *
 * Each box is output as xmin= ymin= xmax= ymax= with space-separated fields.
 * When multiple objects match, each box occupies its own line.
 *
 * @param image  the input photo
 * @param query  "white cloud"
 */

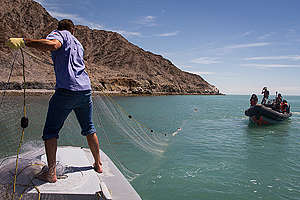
xmin=36 ymin=2 xmax=142 ymax=36
xmin=191 ymin=57 xmax=221 ymax=64
xmin=197 ymin=71 xmax=215 ymax=75
xmin=288 ymin=28 xmax=296 ymax=34
xmin=48 ymin=11 xmax=104 ymax=30
xmin=241 ymin=64 xmax=300 ymax=69
xmin=49 ymin=11 xmax=82 ymax=21
xmin=223 ymin=42 xmax=270 ymax=49
xmin=145 ymin=16 xmax=155 ymax=21
xmin=244 ymin=55 xmax=300 ymax=61
xmin=258 ymin=32 xmax=274 ymax=40
xmin=88 ymin=23 xmax=104 ymax=30
xmin=135 ymin=16 xmax=157 ymax=27
xmin=155 ymin=31 xmax=179 ymax=37
xmin=241 ymin=31 xmax=253 ymax=37
xmin=186 ymin=71 xmax=215 ymax=75
xmin=49 ymin=11 xmax=141 ymax=36
xmin=35 ymin=0 xmax=79 ymax=13
xmin=111 ymin=30 xmax=141 ymax=37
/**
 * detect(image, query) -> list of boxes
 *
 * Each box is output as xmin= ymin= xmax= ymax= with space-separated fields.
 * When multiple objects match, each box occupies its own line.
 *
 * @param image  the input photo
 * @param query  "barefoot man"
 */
xmin=7 ymin=19 xmax=103 ymax=183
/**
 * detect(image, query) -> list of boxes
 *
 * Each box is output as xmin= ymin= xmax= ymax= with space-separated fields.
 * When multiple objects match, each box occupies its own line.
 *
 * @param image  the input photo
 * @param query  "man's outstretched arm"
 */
xmin=6 ymin=38 xmax=61 ymax=51
xmin=24 ymin=38 xmax=61 ymax=51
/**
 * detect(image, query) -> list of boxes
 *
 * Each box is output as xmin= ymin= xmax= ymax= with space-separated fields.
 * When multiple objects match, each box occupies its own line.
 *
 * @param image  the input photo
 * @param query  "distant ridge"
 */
xmin=0 ymin=0 xmax=221 ymax=95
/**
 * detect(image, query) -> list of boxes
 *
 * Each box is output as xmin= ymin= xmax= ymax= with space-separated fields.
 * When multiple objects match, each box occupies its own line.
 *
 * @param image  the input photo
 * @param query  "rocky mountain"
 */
xmin=0 ymin=0 xmax=221 ymax=95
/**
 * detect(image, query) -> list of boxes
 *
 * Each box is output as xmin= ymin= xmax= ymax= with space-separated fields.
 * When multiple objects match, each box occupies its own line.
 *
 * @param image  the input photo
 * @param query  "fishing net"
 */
xmin=94 ymin=95 xmax=169 ymax=154
xmin=0 ymin=50 xmax=170 ymax=199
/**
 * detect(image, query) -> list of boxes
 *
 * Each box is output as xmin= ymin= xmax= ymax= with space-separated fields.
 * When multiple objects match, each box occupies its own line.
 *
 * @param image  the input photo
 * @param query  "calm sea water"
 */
xmin=1 ymin=95 xmax=300 ymax=200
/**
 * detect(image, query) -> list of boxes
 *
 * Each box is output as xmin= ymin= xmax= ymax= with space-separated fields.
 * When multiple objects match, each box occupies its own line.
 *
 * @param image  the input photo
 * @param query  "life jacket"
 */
xmin=280 ymin=102 xmax=288 ymax=113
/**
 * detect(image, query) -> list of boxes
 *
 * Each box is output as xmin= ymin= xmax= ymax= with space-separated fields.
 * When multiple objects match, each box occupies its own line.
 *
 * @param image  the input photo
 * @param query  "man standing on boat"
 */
xmin=261 ymin=87 xmax=269 ymax=104
xmin=6 ymin=19 xmax=103 ymax=183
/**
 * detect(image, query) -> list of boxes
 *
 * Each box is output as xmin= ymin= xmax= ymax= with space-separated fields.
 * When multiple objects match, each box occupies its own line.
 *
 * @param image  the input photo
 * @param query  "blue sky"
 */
xmin=35 ymin=0 xmax=300 ymax=95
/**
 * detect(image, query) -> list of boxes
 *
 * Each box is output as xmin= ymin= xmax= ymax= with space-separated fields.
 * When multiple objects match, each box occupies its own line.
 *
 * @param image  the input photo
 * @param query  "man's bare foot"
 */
xmin=36 ymin=166 xmax=57 ymax=183
xmin=93 ymin=162 xmax=103 ymax=173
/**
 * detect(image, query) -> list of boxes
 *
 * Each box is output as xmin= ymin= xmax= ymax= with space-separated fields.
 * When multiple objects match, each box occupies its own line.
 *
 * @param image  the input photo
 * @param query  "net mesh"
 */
xmin=0 ymin=88 xmax=170 ymax=199
xmin=0 ymin=50 xmax=171 ymax=199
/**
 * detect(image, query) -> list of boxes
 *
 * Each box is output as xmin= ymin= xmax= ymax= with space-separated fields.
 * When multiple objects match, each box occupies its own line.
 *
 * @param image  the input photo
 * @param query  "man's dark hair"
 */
xmin=57 ymin=19 xmax=74 ymax=32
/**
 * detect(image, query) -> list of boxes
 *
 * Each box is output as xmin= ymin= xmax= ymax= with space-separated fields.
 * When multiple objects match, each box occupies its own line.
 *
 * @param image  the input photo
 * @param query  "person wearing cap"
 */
xmin=6 ymin=19 xmax=102 ymax=183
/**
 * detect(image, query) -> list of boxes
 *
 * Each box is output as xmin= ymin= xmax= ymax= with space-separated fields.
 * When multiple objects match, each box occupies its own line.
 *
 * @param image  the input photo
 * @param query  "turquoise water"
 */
xmin=1 ymin=95 xmax=300 ymax=200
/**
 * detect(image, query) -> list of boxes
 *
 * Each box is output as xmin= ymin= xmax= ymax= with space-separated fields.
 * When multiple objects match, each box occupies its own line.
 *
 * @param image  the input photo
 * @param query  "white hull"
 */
xmin=0 ymin=146 xmax=142 ymax=200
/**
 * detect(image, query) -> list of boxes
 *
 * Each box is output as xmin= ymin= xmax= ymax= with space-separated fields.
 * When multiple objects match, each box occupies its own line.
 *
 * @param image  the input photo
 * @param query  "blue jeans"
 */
xmin=42 ymin=88 xmax=96 ymax=140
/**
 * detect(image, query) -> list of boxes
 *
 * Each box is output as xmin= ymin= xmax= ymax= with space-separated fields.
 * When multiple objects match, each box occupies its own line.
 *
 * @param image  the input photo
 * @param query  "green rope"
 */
xmin=12 ymin=49 xmax=28 ymax=200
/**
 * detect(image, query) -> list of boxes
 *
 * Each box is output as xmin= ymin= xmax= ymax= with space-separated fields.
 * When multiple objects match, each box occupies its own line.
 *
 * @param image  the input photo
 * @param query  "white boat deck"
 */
xmin=0 ymin=146 xmax=142 ymax=200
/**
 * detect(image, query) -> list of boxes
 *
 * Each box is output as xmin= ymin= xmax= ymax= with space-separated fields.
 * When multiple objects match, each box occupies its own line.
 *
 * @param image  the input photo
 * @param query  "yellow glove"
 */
xmin=6 ymin=38 xmax=25 ymax=50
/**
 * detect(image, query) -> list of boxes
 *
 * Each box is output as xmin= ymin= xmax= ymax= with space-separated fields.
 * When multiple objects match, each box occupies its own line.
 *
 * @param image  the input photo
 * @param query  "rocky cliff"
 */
xmin=0 ymin=0 xmax=220 ymax=95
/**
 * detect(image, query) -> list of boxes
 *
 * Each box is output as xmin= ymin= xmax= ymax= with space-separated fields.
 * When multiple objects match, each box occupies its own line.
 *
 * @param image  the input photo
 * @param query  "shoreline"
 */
xmin=0 ymin=89 xmax=224 ymax=96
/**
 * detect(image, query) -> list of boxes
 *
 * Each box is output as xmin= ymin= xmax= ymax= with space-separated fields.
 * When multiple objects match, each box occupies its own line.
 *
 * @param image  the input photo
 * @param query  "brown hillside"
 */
xmin=0 ymin=0 xmax=220 ymax=95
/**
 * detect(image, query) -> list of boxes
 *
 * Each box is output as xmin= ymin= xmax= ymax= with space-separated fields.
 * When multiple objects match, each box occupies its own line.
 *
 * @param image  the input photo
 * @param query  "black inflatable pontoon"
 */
xmin=245 ymin=104 xmax=292 ymax=125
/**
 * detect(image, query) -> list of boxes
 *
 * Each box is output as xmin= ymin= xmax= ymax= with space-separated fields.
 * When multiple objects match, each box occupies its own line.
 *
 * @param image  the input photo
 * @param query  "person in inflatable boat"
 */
xmin=261 ymin=87 xmax=270 ymax=104
xmin=280 ymin=100 xmax=289 ymax=113
xmin=250 ymin=94 xmax=258 ymax=106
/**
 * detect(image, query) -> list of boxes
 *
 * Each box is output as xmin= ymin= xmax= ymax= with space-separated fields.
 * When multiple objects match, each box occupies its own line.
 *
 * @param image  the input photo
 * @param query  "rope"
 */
xmin=10 ymin=167 xmax=42 ymax=200
xmin=0 ymin=51 xmax=18 ymax=107
xmin=22 ymin=49 xmax=53 ymax=66
xmin=12 ymin=49 xmax=28 ymax=200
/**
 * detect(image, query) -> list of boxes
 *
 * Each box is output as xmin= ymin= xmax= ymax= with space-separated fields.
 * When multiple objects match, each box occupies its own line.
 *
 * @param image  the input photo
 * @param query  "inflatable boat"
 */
xmin=245 ymin=104 xmax=292 ymax=125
